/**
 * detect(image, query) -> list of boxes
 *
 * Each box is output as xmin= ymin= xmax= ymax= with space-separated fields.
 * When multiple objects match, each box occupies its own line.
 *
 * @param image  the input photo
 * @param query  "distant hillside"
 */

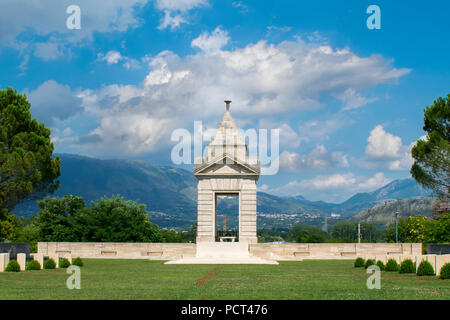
xmin=12 ymin=154 xmax=432 ymax=230
xmin=14 ymin=154 xmax=198 ymax=228
xmin=330 ymin=179 xmax=431 ymax=217
xmin=13 ymin=154 xmax=332 ymax=226
xmin=352 ymin=197 xmax=433 ymax=227
xmin=217 ymin=192 xmax=329 ymax=216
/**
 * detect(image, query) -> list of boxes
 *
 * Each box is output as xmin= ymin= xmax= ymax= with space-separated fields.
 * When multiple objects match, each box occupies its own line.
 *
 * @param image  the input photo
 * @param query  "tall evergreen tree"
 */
xmin=411 ymin=94 xmax=449 ymax=195
xmin=0 ymin=87 xmax=60 ymax=239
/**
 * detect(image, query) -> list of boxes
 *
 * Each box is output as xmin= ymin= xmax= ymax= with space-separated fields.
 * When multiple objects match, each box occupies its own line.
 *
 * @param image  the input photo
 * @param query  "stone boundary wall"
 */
xmin=249 ymin=243 xmax=422 ymax=260
xmin=420 ymin=254 xmax=450 ymax=275
xmin=39 ymin=242 xmax=421 ymax=261
xmin=356 ymin=253 xmax=450 ymax=276
xmin=38 ymin=242 xmax=196 ymax=260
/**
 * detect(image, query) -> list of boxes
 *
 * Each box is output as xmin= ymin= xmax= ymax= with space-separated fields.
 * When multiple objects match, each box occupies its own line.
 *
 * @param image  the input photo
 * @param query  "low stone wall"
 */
xmin=38 ymin=242 xmax=196 ymax=260
xmin=249 ymin=243 xmax=422 ymax=260
xmin=420 ymin=254 xmax=450 ymax=275
xmin=356 ymin=253 xmax=450 ymax=276
xmin=38 ymin=242 xmax=421 ymax=261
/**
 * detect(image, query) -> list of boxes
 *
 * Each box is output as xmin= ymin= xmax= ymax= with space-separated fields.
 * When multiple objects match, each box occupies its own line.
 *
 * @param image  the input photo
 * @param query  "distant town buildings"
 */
xmin=330 ymin=213 xmax=341 ymax=218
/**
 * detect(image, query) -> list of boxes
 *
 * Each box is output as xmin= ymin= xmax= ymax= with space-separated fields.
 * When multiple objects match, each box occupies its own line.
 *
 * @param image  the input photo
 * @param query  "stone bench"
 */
xmin=146 ymin=251 xmax=163 ymax=257
xmin=219 ymin=236 xmax=236 ymax=242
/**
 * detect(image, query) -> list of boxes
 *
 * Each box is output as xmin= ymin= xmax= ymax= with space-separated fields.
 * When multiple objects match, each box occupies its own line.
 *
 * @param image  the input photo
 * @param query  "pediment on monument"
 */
xmin=194 ymin=154 xmax=259 ymax=176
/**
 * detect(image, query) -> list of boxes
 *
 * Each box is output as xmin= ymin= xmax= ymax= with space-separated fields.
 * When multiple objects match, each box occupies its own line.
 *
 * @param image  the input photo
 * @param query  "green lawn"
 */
xmin=0 ymin=259 xmax=448 ymax=299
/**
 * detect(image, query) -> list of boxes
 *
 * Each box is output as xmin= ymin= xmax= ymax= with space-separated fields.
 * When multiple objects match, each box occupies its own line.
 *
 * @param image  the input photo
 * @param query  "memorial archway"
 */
xmin=193 ymin=101 xmax=260 ymax=244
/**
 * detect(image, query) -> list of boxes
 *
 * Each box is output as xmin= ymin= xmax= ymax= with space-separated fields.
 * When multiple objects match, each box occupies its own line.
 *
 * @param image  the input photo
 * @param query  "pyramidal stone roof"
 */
xmin=209 ymin=101 xmax=246 ymax=148
xmin=193 ymin=100 xmax=260 ymax=176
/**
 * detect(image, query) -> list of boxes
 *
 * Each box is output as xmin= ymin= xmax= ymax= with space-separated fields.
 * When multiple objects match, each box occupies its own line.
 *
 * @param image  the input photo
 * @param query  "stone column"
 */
xmin=32 ymin=253 xmax=44 ymax=268
xmin=239 ymin=179 xmax=258 ymax=244
xmin=17 ymin=253 xmax=26 ymax=271
xmin=0 ymin=253 xmax=10 ymax=272
xmin=196 ymin=179 xmax=215 ymax=243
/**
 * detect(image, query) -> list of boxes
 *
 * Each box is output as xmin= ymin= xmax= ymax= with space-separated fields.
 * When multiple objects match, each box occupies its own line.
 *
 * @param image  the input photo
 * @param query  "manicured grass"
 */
xmin=0 ymin=259 xmax=449 ymax=300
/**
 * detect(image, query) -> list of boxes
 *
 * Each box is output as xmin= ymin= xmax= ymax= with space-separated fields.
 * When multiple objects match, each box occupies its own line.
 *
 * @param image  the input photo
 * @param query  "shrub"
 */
xmin=385 ymin=259 xmax=400 ymax=272
xmin=59 ymin=258 xmax=71 ymax=268
xmin=354 ymin=257 xmax=365 ymax=268
xmin=44 ymin=258 xmax=56 ymax=269
xmin=72 ymin=257 xmax=83 ymax=267
xmin=440 ymin=263 xmax=450 ymax=280
xmin=26 ymin=260 xmax=41 ymax=271
xmin=416 ymin=260 xmax=435 ymax=276
xmin=399 ymin=259 xmax=415 ymax=274
xmin=364 ymin=259 xmax=375 ymax=269
xmin=376 ymin=260 xmax=385 ymax=271
xmin=5 ymin=260 xmax=20 ymax=272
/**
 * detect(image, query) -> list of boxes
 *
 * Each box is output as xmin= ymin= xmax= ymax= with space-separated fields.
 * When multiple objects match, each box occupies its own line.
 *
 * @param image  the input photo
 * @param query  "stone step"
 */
xmin=196 ymin=242 xmax=250 ymax=259
xmin=164 ymin=257 xmax=278 ymax=265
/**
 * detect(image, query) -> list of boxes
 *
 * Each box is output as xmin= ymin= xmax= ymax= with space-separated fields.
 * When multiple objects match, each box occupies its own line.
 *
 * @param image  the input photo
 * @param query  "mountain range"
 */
xmin=13 ymin=154 xmax=433 ymax=229
xmin=352 ymin=197 xmax=433 ymax=226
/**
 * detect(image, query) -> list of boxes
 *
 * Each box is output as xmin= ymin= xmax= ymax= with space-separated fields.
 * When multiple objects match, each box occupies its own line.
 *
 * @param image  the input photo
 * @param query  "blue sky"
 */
xmin=1 ymin=0 xmax=449 ymax=203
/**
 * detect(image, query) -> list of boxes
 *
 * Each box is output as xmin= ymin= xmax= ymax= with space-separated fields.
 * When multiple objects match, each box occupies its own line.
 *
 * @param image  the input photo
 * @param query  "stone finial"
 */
xmin=224 ymin=100 xmax=232 ymax=111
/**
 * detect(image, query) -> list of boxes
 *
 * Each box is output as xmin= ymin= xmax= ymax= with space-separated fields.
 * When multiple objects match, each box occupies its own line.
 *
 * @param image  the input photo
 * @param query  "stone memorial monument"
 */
xmin=193 ymin=100 xmax=260 ymax=244
xmin=166 ymin=101 xmax=276 ymax=264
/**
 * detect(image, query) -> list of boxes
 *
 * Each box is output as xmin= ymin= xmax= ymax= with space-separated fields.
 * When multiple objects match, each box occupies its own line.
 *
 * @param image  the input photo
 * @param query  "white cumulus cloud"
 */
xmin=357 ymin=172 xmax=391 ymax=190
xmin=279 ymin=145 xmax=349 ymax=172
xmin=1 ymin=0 xmax=148 ymax=68
xmin=365 ymin=125 xmax=402 ymax=159
xmin=155 ymin=0 xmax=208 ymax=11
xmin=28 ymin=80 xmax=83 ymax=126
xmin=267 ymin=172 xmax=393 ymax=202
xmin=363 ymin=125 xmax=414 ymax=171
xmin=67 ymin=29 xmax=409 ymax=156
xmin=336 ymin=88 xmax=378 ymax=111
xmin=191 ymin=27 xmax=230 ymax=53
xmin=98 ymin=50 xmax=123 ymax=64
xmin=155 ymin=0 xmax=208 ymax=30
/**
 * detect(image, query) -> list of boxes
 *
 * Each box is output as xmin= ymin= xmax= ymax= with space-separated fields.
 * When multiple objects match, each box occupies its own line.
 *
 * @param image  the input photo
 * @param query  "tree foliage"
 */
xmin=181 ymin=223 xmax=197 ymax=243
xmin=286 ymin=225 xmax=331 ymax=243
xmin=385 ymin=214 xmax=450 ymax=244
xmin=5 ymin=260 xmax=20 ymax=272
xmin=364 ymin=259 xmax=375 ymax=269
xmin=425 ymin=213 xmax=450 ymax=243
xmin=35 ymin=195 xmax=161 ymax=242
xmin=258 ymin=228 xmax=287 ymax=243
xmin=416 ymin=260 xmax=435 ymax=276
xmin=159 ymin=228 xmax=183 ymax=242
xmin=0 ymin=87 xmax=60 ymax=239
xmin=386 ymin=215 xmax=424 ymax=243
xmin=411 ymin=94 xmax=449 ymax=195
xmin=385 ymin=258 xmax=399 ymax=272
xmin=331 ymin=222 xmax=384 ymax=242
xmin=26 ymin=259 xmax=41 ymax=271
xmin=354 ymin=257 xmax=365 ymax=268
xmin=11 ymin=216 xmax=39 ymax=251
xmin=440 ymin=263 xmax=450 ymax=279
xmin=0 ymin=209 xmax=14 ymax=240
xmin=399 ymin=259 xmax=415 ymax=274
xmin=407 ymin=215 xmax=427 ymax=243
